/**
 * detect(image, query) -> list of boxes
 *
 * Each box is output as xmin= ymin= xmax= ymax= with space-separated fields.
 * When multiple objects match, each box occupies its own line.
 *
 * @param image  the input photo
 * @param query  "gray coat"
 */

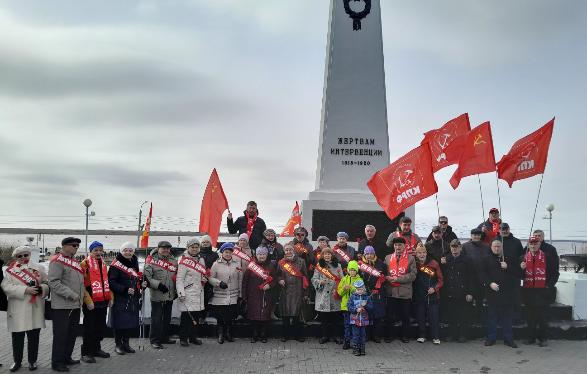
xmin=48 ymin=255 xmax=85 ymax=310
xmin=144 ymin=253 xmax=178 ymax=302
xmin=312 ymin=262 xmax=343 ymax=312
xmin=176 ymin=255 xmax=206 ymax=312
xmin=208 ymin=258 xmax=242 ymax=306
xmin=383 ymin=253 xmax=417 ymax=299
xmin=278 ymin=256 xmax=308 ymax=317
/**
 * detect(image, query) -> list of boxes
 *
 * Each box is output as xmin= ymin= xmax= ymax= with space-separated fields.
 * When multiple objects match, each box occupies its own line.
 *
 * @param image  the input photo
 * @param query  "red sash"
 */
xmin=6 ymin=264 xmax=40 ymax=303
xmin=146 ymin=255 xmax=177 ymax=283
xmin=294 ymin=243 xmax=309 ymax=256
xmin=246 ymin=213 xmax=257 ymax=238
xmin=278 ymin=259 xmax=309 ymax=289
xmin=394 ymin=231 xmax=418 ymax=254
xmin=233 ymin=248 xmax=252 ymax=263
xmin=179 ymin=256 xmax=210 ymax=277
xmin=247 ymin=261 xmax=273 ymax=289
xmin=418 ymin=263 xmax=436 ymax=277
xmin=388 ymin=251 xmax=409 ymax=287
xmin=333 ymin=245 xmax=351 ymax=264
xmin=87 ymin=256 xmax=111 ymax=302
xmin=315 ymin=263 xmax=342 ymax=299
xmin=51 ymin=253 xmax=83 ymax=275
xmin=523 ymin=250 xmax=547 ymax=288
xmin=110 ymin=260 xmax=139 ymax=278
xmin=358 ymin=261 xmax=385 ymax=293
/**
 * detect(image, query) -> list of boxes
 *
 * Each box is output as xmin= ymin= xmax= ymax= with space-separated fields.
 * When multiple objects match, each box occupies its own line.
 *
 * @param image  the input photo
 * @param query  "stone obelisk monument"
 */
xmin=302 ymin=0 xmax=414 ymax=241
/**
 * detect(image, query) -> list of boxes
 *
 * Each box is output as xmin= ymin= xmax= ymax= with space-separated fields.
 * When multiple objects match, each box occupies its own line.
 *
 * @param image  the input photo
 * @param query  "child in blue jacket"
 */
xmin=347 ymin=280 xmax=373 ymax=356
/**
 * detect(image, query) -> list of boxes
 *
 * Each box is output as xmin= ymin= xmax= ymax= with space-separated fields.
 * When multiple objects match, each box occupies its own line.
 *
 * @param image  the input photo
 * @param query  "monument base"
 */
xmin=301 ymin=198 xmax=414 ymax=242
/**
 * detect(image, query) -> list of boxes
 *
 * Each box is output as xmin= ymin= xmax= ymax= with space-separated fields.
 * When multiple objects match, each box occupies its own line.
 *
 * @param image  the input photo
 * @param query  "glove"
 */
xmin=157 ymin=283 xmax=169 ymax=293
xmin=219 ymin=281 xmax=228 ymax=290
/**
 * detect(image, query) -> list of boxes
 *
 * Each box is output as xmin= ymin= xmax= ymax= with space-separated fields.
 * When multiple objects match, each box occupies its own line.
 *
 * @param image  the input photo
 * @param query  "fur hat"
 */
xmin=12 ymin=245 xmax=32 ymax=258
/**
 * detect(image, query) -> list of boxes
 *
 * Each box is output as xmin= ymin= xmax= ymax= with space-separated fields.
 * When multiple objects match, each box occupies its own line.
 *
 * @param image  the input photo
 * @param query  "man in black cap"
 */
xmin=144 ymin=241 xmax=178 ymax=349
xmin=426 ymin=216 xmax=458 ymax=243
xmin=495 ymin=223 xmax=524 ymax=260
xmin=49 ymin=237 xmax=85 ymax=372
xmin=462 ymin=229 xmax=491 ymax=319
xmin=425 ymin=226 xmax=450 ymax=264
xmin=477 ymin=208 xmax=502 ymax=245
xmin=227 ymin=201 xmax=267 ymax=250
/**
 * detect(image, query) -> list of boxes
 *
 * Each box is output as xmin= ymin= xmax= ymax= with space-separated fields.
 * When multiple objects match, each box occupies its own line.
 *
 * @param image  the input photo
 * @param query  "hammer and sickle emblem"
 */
xmin=398 ymin=170 xmax=414 ymax=188
xmin=473 ymin=133 xmax=486 ymax=146
xmin=437 ymin=133 xmax=451 ymax=150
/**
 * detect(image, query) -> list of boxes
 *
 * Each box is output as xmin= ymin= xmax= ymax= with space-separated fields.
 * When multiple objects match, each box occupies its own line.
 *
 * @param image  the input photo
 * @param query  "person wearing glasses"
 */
xmin=2 ymin=245 xmax=49 ymax=372
xmin=227 ymin=201 xmax=267 ymax=250
xmin=426 ymin=216 xmax=458 ymax=243
xmin=48 ymin=237 xmax=85 ymax=372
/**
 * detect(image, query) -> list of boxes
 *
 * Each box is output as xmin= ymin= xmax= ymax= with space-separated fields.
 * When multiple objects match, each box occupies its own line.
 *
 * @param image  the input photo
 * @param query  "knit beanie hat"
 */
xmin=238 ymin=233 xmax=249 ymax=242
xmin=119 ymin=241 xmax=135 ymax=252
xmin=89 ymin=241 xmax=103 ymax=251
xmin=347 ymin=260 xmax=359 ymax=272
xmin=219 ymin=242 xmax=235 ymax=253
xmin=353 ymin=279 xmax=365 ymax=289
xmin=363 ymin=246 xmax=375 ymax=255
xmin=256 ymin=246 xmax=269 ymax=256
xmin=186 ymin=237 xmax=200 ymax=248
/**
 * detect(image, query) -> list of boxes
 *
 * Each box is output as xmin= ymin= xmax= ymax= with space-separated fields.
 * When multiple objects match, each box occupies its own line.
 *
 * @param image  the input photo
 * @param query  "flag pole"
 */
xmin=528 ymin=173 xmax=545 ymax=239
xmin=477 ymin=174 xmax=485 ymax=221
xmin=434 ymin=194 xmax=441 ymax=219
xmin=495 ymin=171 xmax=503 ymax=217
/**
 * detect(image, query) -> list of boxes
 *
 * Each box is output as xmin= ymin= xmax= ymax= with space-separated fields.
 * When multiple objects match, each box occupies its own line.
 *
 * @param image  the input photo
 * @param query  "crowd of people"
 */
xmin=0 ymin=201 xmax=560 ymax=371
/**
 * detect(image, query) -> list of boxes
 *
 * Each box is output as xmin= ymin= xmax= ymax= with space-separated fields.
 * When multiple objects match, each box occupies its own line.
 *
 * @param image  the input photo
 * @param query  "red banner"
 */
xmin=199 ymin=168 xmax=229 ymax=247
xmin=497 ymin=118 xmax=554 ymax=187
xmin=367 ymin=143 xmax=438 ymax=220
xmin=450 ymin=122 xmax=496 ymax=189
xmin=140 ymin=203 xmax=152 ymax=248
xmin=421 ymin=113 xmax=471 ymax=172
xmin=280 ymin=201 xmax=301 ymax=237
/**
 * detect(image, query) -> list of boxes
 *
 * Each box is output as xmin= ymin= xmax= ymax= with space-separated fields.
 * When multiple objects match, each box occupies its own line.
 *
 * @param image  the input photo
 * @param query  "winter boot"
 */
xmin=360 ymin=345 xmax=366 ymax=356
xmin=217 ymin=325 xmax=225 ymax=344
xmin=122 ymin=338 xmax=135 ymax=353
xmin=342 ymin=340 xmax=351 ymax=350
xmin=225 ymin=324 xmax=234 ymax=342
xmin=352 ymin=346 xmax=360 ymax=356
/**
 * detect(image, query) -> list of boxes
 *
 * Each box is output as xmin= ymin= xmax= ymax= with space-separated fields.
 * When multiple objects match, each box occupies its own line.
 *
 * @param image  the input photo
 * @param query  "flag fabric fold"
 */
xmin=367 ymin=143 xmax=438 ymax=220
xmin=449 ymin=122 xmax=496 ymax=189
xmin=421 ymin=113 xmax=471 ymax=172
xmin=140 ymin=203 xmax=152 ymax=248
xmin=280 ymin=201 xmax=301 ymax=237
xmin=497 ymin=118 xmax=555 ymax=187
xmin=199 ymin=168 xmax=229 ymax=247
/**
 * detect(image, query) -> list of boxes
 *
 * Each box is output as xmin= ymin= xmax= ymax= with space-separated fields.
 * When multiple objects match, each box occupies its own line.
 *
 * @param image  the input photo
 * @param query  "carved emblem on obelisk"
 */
xmin=343 ymin=0 xmax=371 ymax=31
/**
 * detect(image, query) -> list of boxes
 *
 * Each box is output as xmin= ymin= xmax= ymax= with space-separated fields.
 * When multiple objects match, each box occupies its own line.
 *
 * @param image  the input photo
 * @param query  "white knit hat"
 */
xmin=12 ymin=245 xmax=32 ymax=258
xmin=186 ymin=237 xmax=200 ymax=247
xmin=119 ymin=241 xmax=136 ymax=252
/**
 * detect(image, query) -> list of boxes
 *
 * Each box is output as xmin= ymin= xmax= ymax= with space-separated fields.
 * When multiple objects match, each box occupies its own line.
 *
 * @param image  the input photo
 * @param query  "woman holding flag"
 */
xmin=241 ymin=246 xmax=277 ymax=343
xmin=312 ymin=247 xmax=344 ymax=344
xmin=176 ymin=238 xmax=207 ymax=347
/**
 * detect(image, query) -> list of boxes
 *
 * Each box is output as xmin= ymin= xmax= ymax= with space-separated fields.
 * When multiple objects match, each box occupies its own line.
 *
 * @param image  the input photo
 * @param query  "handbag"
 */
xmin=44 ymin=298 xmax=53 ymax=320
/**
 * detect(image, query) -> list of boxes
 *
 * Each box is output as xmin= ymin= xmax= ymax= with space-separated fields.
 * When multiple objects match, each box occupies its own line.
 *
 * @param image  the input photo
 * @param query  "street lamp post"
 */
xmin=83 ymin=199 xmax=93 ymax=254
xmin=545 ymin=204 xmax=555 ymax=244
xmin=136 ymin=201 xmax=149 ymax=249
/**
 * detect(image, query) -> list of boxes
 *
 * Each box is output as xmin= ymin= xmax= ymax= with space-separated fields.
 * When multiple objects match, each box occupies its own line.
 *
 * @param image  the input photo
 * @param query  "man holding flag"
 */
xmin=227 ymin=201 xmax=267 ymax=250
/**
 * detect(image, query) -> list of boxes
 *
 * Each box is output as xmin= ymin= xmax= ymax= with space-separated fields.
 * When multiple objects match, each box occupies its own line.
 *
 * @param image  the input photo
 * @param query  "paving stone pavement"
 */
xmin=0 ymin=319 xmax=586 ymax=374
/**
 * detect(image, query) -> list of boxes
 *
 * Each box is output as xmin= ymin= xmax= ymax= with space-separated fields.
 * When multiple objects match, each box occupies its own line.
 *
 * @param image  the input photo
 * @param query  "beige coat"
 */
xmin=383 ymin=253 xmax=417 ymax=299
xmin=208 ymin=257 xmax=242 ymax=306
xmin=1 ymin=263 xmax=50 ymax=332
xmin=176 ymin=255 xmax=206 ymax=312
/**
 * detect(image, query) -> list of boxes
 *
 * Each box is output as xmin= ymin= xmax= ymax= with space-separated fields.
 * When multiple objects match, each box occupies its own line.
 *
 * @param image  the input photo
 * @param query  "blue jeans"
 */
xmin=351 ymin=325 xmax=366 ymax=348
xmin=343 ymin=312 xmax=352 ymax=342
xmin=487 ymin=305 xmax=513 ymax=342
xmin=415 ymin=301 xmax=439 ymax=339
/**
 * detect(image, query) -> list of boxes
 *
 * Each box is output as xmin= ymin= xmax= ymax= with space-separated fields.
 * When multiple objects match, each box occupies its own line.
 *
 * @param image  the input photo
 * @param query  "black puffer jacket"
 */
xmin=441 ymin=254 xmax=473 ymax=300
xmin=227 ymin=211 xmax=267 ymax=249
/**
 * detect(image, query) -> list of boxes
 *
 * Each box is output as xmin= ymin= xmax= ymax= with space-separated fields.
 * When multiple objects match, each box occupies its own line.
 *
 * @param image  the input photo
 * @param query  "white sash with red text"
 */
xmin=247 ymin=261 xmax=273 ymax=289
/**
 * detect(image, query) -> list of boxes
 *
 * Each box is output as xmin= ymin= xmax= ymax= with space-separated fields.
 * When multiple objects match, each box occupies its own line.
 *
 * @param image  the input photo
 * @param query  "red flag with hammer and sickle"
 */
xmin=450 ymin=122 xmax=496 ymax=189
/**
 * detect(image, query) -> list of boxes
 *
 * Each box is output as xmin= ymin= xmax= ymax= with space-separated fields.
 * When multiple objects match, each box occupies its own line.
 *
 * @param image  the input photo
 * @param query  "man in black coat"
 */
xmin=532 ymin=229 xmax=560 ymax=279
xmin=357 ymin=224 xmax=389 ymax=259
xmin=520 ymin=235 xmax=559 ymax=346
xmin=425 ymin=226 xmax=450 ymax=264
xmin=462 ymin=228 xmax=491 ymax=310
xmin=441 ymin=239 xmax=474 ymax=342
xmin=426 ymin=216 xmax=458 ymax=243
xmin=483 ymin=239 xmax=521 ymax=348
xmin=227 ymin=201 xmax=267 ymax=249
xmin=495 ymin=223 xmax=524 ymax=260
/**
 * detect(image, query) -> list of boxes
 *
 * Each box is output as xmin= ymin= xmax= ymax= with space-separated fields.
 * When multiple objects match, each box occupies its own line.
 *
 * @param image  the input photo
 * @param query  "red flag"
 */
xmin=199 ymin=168 xmax=229 ymax=247
xmin=367 ymin=144 xmax=438 ymax=220
xmin=449 ymin=122 xmax=496 ymax=189
xmin=497 ymin=118 xmax=554 ymax=187
xmin=280 ymin=201 xmax=301 ymax=237
xmin=421 ymin=113 xmax=471 ymax=172
xmin=140 ymin=203 xmax=152 ymax=248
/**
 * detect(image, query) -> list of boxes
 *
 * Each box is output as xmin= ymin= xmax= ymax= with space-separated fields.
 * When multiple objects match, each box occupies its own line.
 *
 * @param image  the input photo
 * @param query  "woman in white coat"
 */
xmin=176 ymin=238 xmax=207 ymax=346
xmin=1 ymin=246 xmax=49 ymax=372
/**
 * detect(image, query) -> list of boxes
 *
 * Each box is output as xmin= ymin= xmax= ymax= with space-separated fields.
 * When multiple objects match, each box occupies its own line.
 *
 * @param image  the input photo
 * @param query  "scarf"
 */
xmin=87 ymin=256 xmax=111 ymax=302
xmin=246 ymin=212 xmax=257 ymax=238
xmin=278 ymin=258 xmax=309 ymax=289
xmin=388 ymin=251 xmax=409 ymax=287
xmin=394 ymin=231 xmax=418 ymax=254
xmin=523 ymin=250 xmax=547 ymax=288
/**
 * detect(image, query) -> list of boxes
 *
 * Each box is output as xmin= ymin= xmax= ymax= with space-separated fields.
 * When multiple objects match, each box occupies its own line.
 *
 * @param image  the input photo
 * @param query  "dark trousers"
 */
xmin=179 ymin=311 xmax=204 ymax=340
xmin=445 ymin=298 xmax=469 ymax=339
xmin=150 ymin=301 xmax=173 ymax=344
xmin=81 ymin=305 xmax=107 ymax=356
xmin=367 ymin=318 xmax=384 ymax=340
xmin=114 ymin=328 xmax=132 ymax=345
xmin=52 ymin=308 xmax=81 ymax=366
xmin=351 ymin=325 xmax=366 ymax=348
xmin=342 ymin=312 xmax=352 ymax=342
xmin=281 ymin=316 xmax=302 ymax=338
xmin=317 ymin=311 xmax=341 ymax=339
xmin=213 ymin=305 xmax=237 ymax=327
xmin=251 ymin=320 xmax=269 ymax=338
xmin=386 ymin=297 xmax=411 ymax=339
xmin=526 ymin=306 xmax=548 ymax=341
xmin=12 ymin=329 xmax=40 ymax=364
xmin=487 ymin=305 xmax=513 ymax=342
xmin=415 ymin=301 xmax=439 ymax=339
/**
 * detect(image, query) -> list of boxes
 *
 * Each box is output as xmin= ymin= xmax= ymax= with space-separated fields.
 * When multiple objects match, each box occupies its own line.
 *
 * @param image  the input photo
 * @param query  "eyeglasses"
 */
xmin=16 ymin=253 xmax=30 ymax=259
xmin=439 ymin=221 xmax=448 ymax=224
xmin=70 ymin=244 xmax=80 ymax=248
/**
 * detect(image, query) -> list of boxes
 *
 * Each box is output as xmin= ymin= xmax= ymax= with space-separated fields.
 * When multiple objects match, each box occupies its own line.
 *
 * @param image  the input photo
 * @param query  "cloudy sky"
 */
xmin=0 ymin=0 xmax=585 ymax=240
